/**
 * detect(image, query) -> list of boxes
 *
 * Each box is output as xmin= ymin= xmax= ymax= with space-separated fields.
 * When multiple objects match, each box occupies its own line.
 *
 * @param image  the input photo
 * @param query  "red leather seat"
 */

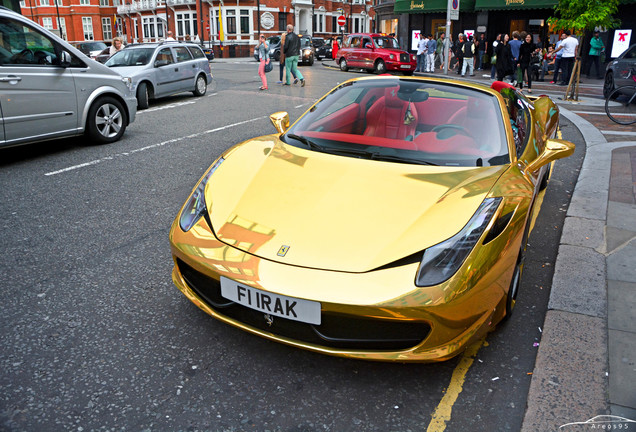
xmin=363 ymin=87 xmax=419 ymax=140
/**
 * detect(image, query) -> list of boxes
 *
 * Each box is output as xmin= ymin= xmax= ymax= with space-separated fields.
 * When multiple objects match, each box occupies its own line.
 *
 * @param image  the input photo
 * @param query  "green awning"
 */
xmin=394 ymin=0 xmax=475 ymax=14
xmin=474 ymin=0 xmax=558 ymax=10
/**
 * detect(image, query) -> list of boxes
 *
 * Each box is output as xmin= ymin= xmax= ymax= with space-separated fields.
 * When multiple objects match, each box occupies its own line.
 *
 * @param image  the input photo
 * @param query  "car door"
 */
xmin=172 ymin=45 xmax=196 ymax=93
xmin=0 ymin=16 xmax=78 ymax=147
xmin=616 ymin=45 xmax=636 ymax=88
xmin=359 ymin=36 xmax=374 ymax=69
xmin=153 ymin=47 xmax=179 ymax=97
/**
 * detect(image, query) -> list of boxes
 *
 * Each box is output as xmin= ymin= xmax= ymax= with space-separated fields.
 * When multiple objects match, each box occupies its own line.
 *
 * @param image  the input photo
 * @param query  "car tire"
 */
xmin=137 ymin=82 xmax=149 ymax=110
xmin=374 ymin=60 xmax=386 ymax=74
xmin=193 ymin=74 xmax=207 ymax=96
xmin=274 ymin=51 xmax=280 ymax=62
xmin=340 ymin=58 xmax=348 ymax=72
xmin=603 ymin=72 xmax=615 ymax=99
xmin=538 ymin=162 xmax=553 ymax=191
xmin=505 ymin=246 xmax=524 ymax=318
xmin=86 ymin=96 xmax=127 ymax=144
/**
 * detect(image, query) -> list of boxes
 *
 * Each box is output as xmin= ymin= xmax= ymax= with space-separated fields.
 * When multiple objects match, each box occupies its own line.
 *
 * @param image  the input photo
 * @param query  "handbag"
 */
xmin=264 ymin=61 xmax=273 ymax=73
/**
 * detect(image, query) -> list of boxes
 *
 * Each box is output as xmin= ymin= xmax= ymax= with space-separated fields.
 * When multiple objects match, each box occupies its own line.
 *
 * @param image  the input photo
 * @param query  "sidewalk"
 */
xmin=321 ymin=59 xmax=636 ymax=428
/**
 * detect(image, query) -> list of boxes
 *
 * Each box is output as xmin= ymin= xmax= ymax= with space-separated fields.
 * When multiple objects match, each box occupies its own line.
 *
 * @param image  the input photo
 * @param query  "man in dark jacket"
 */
xmin=283 ymin=24 xmax=305 ymax=86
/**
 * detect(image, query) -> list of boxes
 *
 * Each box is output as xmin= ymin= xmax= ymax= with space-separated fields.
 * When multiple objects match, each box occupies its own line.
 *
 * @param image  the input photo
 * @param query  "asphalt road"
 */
xmin=0 ymin=62 xmax=584 ymax=431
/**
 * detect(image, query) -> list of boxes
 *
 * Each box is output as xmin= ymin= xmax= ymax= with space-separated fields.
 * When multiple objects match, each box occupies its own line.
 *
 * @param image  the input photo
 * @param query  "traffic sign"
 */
xmin=450 ymin=0 xmax=460 ymax=20
xmin=337 ymin=15 xmax=346 ymax=27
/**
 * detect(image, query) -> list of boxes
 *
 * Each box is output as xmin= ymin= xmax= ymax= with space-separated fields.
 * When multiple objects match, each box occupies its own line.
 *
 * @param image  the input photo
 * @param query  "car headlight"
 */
xmin=304 ymin=49 xmax=311 ymax=56
xmin=415 ymin=197 xmax=502 ymax=287
xmin=411 ymin=54 xmax=416 ymax=61
xmin=121 ymin=76 xmax=133 ymax=91
xmin=389 ymin=54 xmax=395 ymax=60
xmin=270 ymin=49 xmax=275 ymax=54
xmin=179 ymin=157 xmax=225 ymax=232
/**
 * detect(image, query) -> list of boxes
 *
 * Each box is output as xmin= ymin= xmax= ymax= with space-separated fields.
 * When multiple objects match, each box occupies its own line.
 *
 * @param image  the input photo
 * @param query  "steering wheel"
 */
xmin=11 ymin=48 xmax=34 ymax=64
xmin=431 ymin=124 xmax=473 ymax=139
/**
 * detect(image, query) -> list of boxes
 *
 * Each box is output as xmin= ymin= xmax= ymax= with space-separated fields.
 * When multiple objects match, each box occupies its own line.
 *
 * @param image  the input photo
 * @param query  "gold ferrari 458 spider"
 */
xmin=169 ymin=76 xmax=574 ymax=362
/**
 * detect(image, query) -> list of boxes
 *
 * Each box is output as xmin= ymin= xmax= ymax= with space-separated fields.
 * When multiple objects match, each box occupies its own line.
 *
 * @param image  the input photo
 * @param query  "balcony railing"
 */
xmin=291 ymin=0 xmax=313 ymax=6
xmin=166 ymin=0 xmax=196 ymax=5
xmin=117 ymin=0 xmax=166 ymax=13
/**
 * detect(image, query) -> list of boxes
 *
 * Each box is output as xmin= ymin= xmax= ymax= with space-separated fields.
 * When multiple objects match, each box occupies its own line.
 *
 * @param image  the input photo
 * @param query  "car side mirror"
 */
xmin=154 ymin=59 xmax=169 ymax=67
xmin=59 ymin=51 xmax=72 ymax=68
xmin=270 ymin=111 xmax=290 ymax=134
xmin=525 ymin=139 xmax=575 ymax=174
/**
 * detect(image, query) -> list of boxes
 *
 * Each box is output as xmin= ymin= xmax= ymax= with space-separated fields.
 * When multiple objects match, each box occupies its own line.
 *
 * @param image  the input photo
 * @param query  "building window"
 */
xmin=19 ymin=0 xmax=25 ymax=6
xmin=332 ymin=16 xmax=337 ymax=33
xmin=176 ymin=12 xmax=197 ymax=38
xmin=132 ymin=18 xmax=138 ymax=41
xmin=116 ymin=18 xmax=123 ymax=36
xmin=240 ymin=9 xmax=249 ymax=35
xmin=100 ymin=0 xmax=109 ymax=5
xmin=59 ymin=17 xmax=67 ymax=39
xmin=55 ymin=0 xmax=62 ymax=5
xmin=226 ymin=10 xmax=236 ymax=34
xmin=40 ymin=0 xmax=49 ymax=5
xmin=42 ymin=17 xmax=53 ymax=30
xmin=102 ymin=17 xmax=112 ymax=40
xmin=278 ymin=12 xmax=287 ymax=31
xmin=82 ymin=17 xmax=94 ymax=40
xmin=80 ymin=0 xmax=90 ymax=5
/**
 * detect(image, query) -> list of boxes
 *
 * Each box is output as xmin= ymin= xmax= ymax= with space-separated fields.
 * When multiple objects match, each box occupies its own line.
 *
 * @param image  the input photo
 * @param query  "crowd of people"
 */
xmin=415 ymin=28 xmax=603 ymax=93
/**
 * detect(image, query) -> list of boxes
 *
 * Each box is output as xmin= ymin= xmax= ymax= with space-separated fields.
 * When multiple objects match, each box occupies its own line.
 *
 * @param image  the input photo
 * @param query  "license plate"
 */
xmin=400 ymin=65 xmax=411 ymax=69
xmin=220 ymin=277 xmax=321 ymax=325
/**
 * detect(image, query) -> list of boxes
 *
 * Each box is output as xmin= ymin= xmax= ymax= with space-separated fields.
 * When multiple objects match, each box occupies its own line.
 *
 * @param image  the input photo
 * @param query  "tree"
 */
xmin=547 ymin=0 xmax=620 ymax=32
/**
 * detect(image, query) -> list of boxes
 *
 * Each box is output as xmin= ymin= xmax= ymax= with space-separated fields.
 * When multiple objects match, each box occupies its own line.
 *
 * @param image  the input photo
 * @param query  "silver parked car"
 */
xmin=0 ymin=7 xmax=137 ymax=148
xmin=105 ymin=42 xmax=213 ymax=109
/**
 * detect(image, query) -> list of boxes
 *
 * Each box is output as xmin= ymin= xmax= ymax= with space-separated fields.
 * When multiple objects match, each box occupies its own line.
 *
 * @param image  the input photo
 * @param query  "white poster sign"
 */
xmin=412 ymin=30 xmax=423 ymax=51
xmin=611 ymin=29 xmax=632 ymax=58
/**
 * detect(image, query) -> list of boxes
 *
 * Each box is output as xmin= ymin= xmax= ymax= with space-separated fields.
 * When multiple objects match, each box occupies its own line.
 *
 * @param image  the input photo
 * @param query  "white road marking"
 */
xmin=137 ymin=101 xmax=196 ymax=114
xmin=601 ymin=130 xmax=636 ymax=136
xmin=45 ymin=116 xmax=266 ymax=177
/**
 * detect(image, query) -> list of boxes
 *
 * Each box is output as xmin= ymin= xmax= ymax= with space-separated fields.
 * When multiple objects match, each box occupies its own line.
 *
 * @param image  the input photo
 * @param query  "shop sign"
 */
xmin=611 ymin=29 xmax=632 ymax=58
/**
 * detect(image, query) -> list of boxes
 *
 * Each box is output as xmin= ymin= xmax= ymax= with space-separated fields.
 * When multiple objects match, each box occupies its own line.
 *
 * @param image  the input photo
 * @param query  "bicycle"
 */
xmin=605 ymin=69 xmax=636 ymax=125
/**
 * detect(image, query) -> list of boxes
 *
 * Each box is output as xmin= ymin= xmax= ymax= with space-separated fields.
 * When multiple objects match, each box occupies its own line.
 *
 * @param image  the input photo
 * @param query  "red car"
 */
xmin=338 ymin=33 xmax=416 ymax=75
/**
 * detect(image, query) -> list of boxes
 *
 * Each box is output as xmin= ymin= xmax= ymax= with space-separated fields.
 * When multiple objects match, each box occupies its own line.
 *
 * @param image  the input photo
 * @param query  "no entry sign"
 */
xmin=337 ymin=15 xmax=346 ymax=27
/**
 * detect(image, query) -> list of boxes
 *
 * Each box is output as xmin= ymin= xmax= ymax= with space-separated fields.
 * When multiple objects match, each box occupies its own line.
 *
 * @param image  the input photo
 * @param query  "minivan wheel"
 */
xmin=193 ymin=75 xmax=207 ymax=96
xmin=86 ymin=96 xmax=127 ymax=144
xmin=137 ymin=82 xmax=149 ymax=109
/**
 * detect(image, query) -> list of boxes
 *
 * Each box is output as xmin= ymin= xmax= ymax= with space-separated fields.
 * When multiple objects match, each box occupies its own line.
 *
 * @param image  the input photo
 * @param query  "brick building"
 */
xmin=19 ymin=0 xmax=122 ymax=44
xmin=116 ymin=0 xmax=375 ymax=57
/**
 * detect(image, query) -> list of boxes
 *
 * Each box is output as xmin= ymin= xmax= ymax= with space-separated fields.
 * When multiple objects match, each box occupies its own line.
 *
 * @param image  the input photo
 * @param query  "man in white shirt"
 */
xmin=416 ymin=33 xmax=428 ymax=73
xmin=166 ymin=31 xmax=176 ymax=41
xmin=554 ymin=30 xmax=579 ymax=85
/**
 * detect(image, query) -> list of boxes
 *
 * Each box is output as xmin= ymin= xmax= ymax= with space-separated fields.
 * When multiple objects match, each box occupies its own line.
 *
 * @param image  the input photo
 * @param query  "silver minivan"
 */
xmin=0 ymin=7 xmax=137 ymax=148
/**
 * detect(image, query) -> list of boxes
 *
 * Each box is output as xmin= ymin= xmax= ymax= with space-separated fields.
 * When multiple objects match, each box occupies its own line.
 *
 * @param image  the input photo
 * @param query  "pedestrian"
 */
xmin=278 ymin=31 xmax=296 ymax=84
xmin=332 ymin=38 xmax=339 ymax=61
xmin=554 ymin=30 xmax=578 ymax=85
xmin=551 ymin=33 xmax=567 ymax=84
xmin=461 ymin=34 xmax=475 ymax=77
xmin=454 ymin=34 xmax=464 ymax=74
xmin=518 ymin=33 xmax=536 ymax=92
xmin=496 ymin=34 xmax=514 ymax=82
xmin=587 ymin=30 xmax=604 ymax=79
xmin=426 ymin=34 xmax=436 ymax=73
xmin=509 ymin=31 xmax=522 ymax=85
xmin=490 ymin=34 xmax=501 ymax=80
xmin=477 ymin=33 xmax=487 ymax=70
xmin=540 ymin=45 xmax=556 ymax=81
xmin=165 ymin=31 xmax=175 ymax=41
xmin=416 ymin=33 xmax=428 ymax=73
xmin=109 ymin=36 xmax=124 ymax=56
xmin=257 ymin=34 xmax=270 ymax=90
xmin=436 ymin=32 xmax=445 ymax=70
xmin=283 ymin=24 xmax=305 ymax=87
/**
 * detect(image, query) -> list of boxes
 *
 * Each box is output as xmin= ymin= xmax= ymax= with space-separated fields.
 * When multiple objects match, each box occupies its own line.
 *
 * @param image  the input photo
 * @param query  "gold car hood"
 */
xmin=208 ymin=138 xmax=507 ymax=272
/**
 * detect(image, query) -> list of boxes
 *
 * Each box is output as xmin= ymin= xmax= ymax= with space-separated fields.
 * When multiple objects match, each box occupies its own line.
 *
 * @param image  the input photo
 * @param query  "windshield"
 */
xmin=105 ymin=47 xmax=155 ymax=67
xmin=284 ymin=78 xmax=509 ymax=167
xmin=300 ymin=37 xmax=312 ymax=48
xmin=373 ymin=37 xmax=400 ymax=49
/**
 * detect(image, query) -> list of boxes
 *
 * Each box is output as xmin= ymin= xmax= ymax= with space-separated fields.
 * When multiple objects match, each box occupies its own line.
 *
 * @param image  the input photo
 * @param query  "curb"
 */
xmin=521 ymin=107 xmax=635 ymax=429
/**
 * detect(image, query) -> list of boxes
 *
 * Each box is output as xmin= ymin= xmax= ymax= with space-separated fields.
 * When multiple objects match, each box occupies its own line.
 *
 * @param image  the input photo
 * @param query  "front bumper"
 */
xmin=169 ymin=206 xmax=524 ymax=362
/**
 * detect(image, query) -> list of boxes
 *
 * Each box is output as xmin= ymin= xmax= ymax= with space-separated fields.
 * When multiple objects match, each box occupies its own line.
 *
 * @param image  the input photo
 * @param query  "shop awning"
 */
xmin=394 ymin=0 xmax=475 ymax=14
xmin=474 ymin=0 xmax=558 ymax=10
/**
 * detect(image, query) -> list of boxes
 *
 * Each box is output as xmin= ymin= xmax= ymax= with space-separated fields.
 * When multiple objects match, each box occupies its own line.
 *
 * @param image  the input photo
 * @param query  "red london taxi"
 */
xmin=337 ymin=33 xmax=416 ymax=75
